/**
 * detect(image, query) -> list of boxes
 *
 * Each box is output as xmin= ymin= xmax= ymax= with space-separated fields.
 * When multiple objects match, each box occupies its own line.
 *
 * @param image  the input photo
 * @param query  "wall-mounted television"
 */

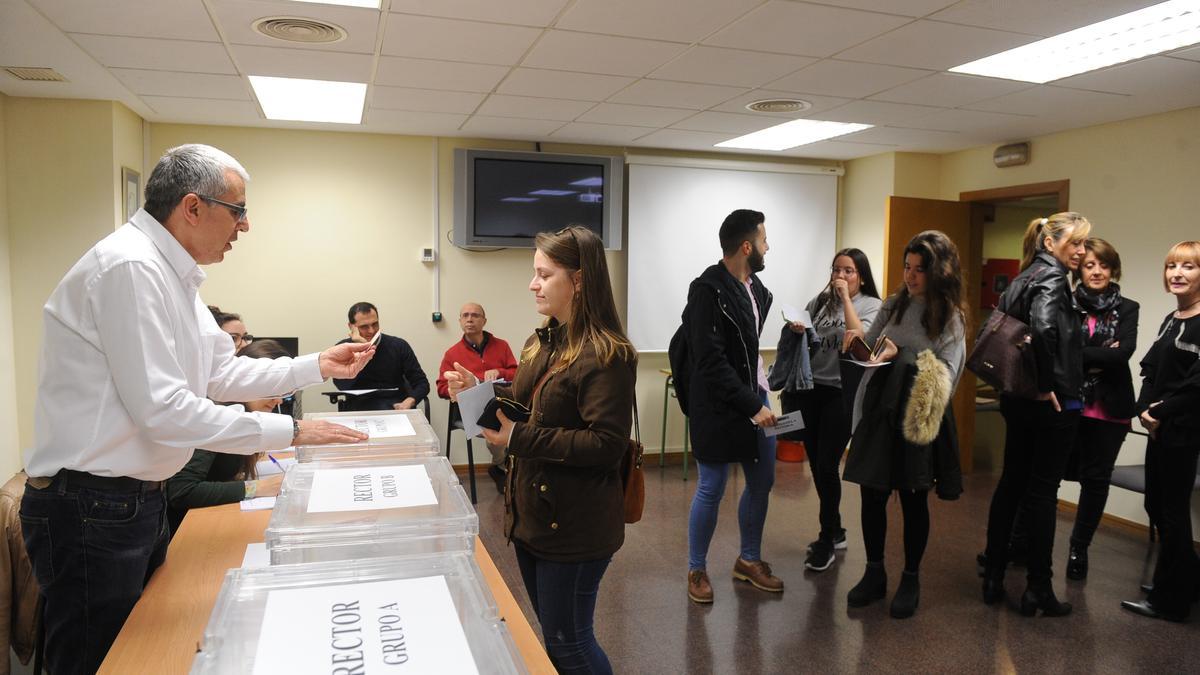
xmin=453 ymin=148 xmax=624 ymax=250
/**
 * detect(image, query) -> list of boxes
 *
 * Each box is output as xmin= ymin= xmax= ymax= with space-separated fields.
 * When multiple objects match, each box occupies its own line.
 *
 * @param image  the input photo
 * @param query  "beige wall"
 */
xmin=112 ymin=102 xmax=144 ymax=228
xmin=984 ymin=205 xmax=1042 ymax=261
xmin=0 ymin=94 xmax=20 ymax=477
xmin=838 ymin=151 xmax=893 ymax=270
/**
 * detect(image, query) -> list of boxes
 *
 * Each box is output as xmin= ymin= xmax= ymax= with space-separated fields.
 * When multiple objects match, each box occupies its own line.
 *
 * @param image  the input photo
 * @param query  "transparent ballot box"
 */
xmin=298 ymin=409 xmax=440 ymax=462
xmin=266 ymin=456 xmax=477 ymax=565
xmin=191 ymin=552 xmax=526 ymax=675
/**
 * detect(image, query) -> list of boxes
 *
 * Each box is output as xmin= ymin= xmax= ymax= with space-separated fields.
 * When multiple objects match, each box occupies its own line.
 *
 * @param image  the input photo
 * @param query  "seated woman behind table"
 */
xmin=165 ymin=339 xmax=292 ymax=534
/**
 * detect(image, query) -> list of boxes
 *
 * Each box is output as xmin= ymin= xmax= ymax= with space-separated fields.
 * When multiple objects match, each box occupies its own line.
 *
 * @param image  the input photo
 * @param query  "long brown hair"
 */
xmin=234 ymin=339 xmax=291 ymax=479
xmin=892 ymin=230 xmax=966 ymax=341
xmin=524 ymin=225 xmax=636 ymax=369
xmin=1020 ymin=211 xmax=1091 ymax=271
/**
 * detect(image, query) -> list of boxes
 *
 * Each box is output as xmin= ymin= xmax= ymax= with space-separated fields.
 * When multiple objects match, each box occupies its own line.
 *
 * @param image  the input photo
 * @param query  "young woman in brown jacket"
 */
xmin=445 ymin=226 xmax=637 ymax=675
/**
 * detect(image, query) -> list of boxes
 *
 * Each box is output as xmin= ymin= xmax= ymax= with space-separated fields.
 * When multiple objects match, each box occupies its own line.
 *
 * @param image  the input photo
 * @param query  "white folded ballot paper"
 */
xmin=324 ymin=413 xmax=417 ymax=439
xmin=778 ymin=303 xmax=812 ymax=328
xmin=761 ymin=411 xmax=805 ymax=437
xmin=455 ymin=379 xmax=496 ymax=439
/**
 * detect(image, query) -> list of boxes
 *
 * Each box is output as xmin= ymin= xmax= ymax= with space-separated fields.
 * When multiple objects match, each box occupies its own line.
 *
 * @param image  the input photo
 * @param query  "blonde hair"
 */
xmin=1163 ymin=241 xmax=1200 ymax=292
xmin=1020 ymin=211 xmax=1091 ymax=271
xmin=523 ymin=226 xmax=636 ymax=370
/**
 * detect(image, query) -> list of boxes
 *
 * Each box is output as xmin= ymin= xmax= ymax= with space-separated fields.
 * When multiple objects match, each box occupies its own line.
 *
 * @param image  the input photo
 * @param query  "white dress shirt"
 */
xmin=25 ymin=210 xmax=324 ymax=481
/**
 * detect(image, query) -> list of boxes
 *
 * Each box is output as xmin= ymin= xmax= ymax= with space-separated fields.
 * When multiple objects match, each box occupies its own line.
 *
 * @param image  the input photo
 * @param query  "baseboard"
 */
xmin=1055 ymin=499 xmax=1150 ymax=538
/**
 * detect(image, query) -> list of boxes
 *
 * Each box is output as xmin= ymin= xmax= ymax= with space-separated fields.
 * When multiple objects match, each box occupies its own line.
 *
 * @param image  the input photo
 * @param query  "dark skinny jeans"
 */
xmin=1066 ymin=416 xmax=1129 ymax=548
xmin=783 ymin=384 xmax=851 ymax=543
xmin=985 ymin=397 xmax=1080 ymax=585
xmin=1144 ymin=439 xmax=1200 ymax=618
xmin=515 ymin=545 xmax=613 ymax=675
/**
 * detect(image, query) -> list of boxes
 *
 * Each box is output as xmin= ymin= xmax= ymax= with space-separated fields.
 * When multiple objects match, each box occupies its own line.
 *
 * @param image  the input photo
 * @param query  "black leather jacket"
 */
xmin=996 ymin=250 xmax=1083 ymax=399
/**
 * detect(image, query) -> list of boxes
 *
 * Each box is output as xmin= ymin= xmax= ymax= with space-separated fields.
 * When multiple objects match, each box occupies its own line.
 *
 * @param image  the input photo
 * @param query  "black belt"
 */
xmin=53 ymin=469 xmax=164 ymax=493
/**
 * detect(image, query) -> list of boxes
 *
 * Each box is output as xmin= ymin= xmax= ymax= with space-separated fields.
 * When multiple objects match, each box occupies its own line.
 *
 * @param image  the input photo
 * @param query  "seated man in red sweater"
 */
xmin=436 ymin=302 xmax=518 ymax=492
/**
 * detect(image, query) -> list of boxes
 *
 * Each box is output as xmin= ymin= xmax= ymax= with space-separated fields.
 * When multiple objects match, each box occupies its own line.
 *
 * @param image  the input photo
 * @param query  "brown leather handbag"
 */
xmin=967 ymin=309 xmax=1039 ymax=399
xmin=621 ymin=400 xmax=645 ymax=524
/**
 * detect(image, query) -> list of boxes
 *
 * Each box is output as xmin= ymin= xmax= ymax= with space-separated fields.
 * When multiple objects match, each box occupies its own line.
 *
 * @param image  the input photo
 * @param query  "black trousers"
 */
xmin=860 ymin=487 xmax=930 ymax=572
xmin=1145 ymin=439 xmax=1200 ymax=617
xmin=985 ymin=397 xmax=1080 ymax=585
xmin=783 ymin=384 xmax=851 ymax=541
xmin=1065 ymin=416 xmax=1129 ymax=548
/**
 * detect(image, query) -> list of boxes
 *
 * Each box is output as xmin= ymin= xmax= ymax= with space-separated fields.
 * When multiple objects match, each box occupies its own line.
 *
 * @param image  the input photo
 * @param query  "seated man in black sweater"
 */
xmin=333 ymin=301 xmax=430 ymax=412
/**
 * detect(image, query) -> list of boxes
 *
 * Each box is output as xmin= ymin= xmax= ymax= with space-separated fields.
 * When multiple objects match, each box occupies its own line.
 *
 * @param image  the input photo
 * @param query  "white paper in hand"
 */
xmin=779 ymin=303 xmax=812 ymax=328
xmin=762 ymin=411 xmax=805 ymax=437
xmin=456 ymin=380 xmax=495 ymax=439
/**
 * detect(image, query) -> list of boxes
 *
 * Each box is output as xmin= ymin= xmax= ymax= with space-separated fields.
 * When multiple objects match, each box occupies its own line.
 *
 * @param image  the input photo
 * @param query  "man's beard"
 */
xmin=748 ymin=248 xmax=765 ymax=273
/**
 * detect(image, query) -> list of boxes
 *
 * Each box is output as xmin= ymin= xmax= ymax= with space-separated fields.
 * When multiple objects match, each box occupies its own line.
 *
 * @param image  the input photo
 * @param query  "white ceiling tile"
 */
xmin=634 ymin=128 xmax=736 ymax=151
xmin=810 ymin=0 xmax=958 ymax=17
xmin=371 ymin=86 xmax=485 ymax=113
xmin=375 ymin=57 xmax=509 ymax=92
xmin=381 ymin=15 xmax=541 ymax=64
xmin=649 ymin=46 xmax=815 ymax=87
xmin=550 ymin=122 xmax=657 ymax=144
xmin=497 ymin=68 xmax=634 ymax=101
xmin=840 ymin=125 xmax=976 ymax=152
xmin=232 ymin=45 xmax=372 ymax=81
xmin=869 ymin=73 xmax=1033 ymax=107
xmin=111 ymin=68 xmax=249 ymax=100
xmin=556 ymin=0 xmax=762 ymax=43
xmin=69 ymin=35 xmax=235 ymax=74
xmin=29 ymin=0 xmax=220 ymax=41
xmin=1169 ymin=45 xmax=1200 ymax=62
xmin=780 ymin=139 xmax=897 ymax=159
xmin=964 ymin=85 xmax=1129 ymax=116
xmin=705 ymin=1 xmax=911 ymax=58
xmin=365 ymin=109 xmax=469 ymax=135
xmin=913 ymin=108 xmax=1041 ymax=135
xmin=767 ymin=59 xmax=930 ymax=98
xmin=929 ymin=0 xmax=1162 ymax=37
xmin=818 ymin=100 xmax=945 ymax=126
xmin=1055 ymin=57 xmax=1200 ymax=98
xmin=460 ymin=115 xmax=564 ymax=138
xmin=388 ymin=0 xmax=569 ymax=26
xmin=212 ymin=0 xmax=381 ymax=54
xmin=577 ymin=102 xmax=695 ymax=127
xmin=836 ymin=20 xmax=1036 ymax=70
xmin=141 ymin=96 xmax=261 ymax=124
xmin=522 ymin=30 xmax=687 ymax=77
xmin=711 ymin=89 xmax=853 ymax=118
xmin=475 ymin=94 xmax=593 ymax=121
xmin=670 ymin=111 xmax=782 ymax=134
xmin=609 ymin=79 xmax=747 ymax=109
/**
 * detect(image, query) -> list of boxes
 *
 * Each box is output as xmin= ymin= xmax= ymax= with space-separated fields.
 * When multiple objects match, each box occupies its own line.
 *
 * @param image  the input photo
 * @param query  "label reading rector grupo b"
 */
xmin=306 ymin=465 xmax=438 ymax=513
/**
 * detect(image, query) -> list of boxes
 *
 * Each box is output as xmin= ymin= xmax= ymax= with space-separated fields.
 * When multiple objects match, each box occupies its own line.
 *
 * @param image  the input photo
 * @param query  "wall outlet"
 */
xmin=421 ymin=247 xmax=436 ymax=263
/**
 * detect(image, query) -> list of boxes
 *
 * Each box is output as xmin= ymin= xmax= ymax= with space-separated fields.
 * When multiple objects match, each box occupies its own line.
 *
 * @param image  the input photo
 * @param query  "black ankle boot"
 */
xmin=982 ymin=569 xmax=1006 ymax=606
xmin=890 ymin=571 xmax=920 ymax=619
xmin=1020 ymin=584 xmax=1072 ymax=617
xmin=848 ymin=562 xmax=887 ymax=607
xmin=1066 ymin=544 xmax=1089 ymax=581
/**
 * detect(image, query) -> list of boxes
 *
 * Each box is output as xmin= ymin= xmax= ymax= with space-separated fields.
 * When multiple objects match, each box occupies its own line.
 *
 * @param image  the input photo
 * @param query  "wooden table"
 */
xmin=99 ymin=503 xmax=553 ymax=674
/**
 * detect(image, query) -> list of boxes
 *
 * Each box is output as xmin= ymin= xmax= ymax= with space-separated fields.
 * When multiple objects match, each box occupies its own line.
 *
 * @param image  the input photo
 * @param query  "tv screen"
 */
xmin=453 ymin=149 xmax=623 ymax=250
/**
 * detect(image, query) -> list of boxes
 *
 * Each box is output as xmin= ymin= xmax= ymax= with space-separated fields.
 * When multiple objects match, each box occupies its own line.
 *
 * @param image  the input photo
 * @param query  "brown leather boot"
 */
xmin=733 ymin=558 xmax=784 ymax=592
xmin=688 ymin=569 xmax=714 ymax=603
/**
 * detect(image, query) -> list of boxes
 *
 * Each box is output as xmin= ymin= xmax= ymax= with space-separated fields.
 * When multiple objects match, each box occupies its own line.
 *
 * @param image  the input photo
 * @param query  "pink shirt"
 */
xmin=742 ymin=277 xmax=770 ymax=394
xmin=1081 ymin=314 xmax=1130 ymax=425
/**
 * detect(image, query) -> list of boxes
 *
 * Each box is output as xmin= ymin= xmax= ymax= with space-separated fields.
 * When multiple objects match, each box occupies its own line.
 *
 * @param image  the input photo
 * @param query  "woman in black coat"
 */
xmin=982 ymin=212 xmax=1091 ymax=617
xmin=1063 ymin=238 xmax=1139 ymax=580
xmin=1122 ymin=240 xmax=1200 ymax=623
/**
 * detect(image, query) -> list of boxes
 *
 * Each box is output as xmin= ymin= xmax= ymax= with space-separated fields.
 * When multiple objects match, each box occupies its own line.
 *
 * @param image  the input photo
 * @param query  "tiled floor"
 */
xmin=476 ymin=459 xmax=1199 ymax=674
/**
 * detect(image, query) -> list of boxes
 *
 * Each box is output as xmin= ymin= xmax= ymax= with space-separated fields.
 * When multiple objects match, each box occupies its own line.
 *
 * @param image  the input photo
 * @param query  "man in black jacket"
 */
xmin=670 ymin=209 xmax=780 ymax=604
xmin=334 ymin=302 xmax=430 ymax=412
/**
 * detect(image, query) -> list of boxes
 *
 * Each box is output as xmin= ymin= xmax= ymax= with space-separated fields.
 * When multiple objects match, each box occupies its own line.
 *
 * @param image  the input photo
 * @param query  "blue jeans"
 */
xmin=688 ymin=393 xmax=777 ymax=570
xmin=515 ymin=545 xmax=612 ymax=675
xmin=20 ymin=475 xmax=170 ymax=675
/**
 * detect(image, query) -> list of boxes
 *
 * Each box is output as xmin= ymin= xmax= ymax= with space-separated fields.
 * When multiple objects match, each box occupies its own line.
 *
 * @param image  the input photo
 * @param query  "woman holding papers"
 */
xmin=780 ymin=248 xmax=881 ymax=573
xmin=165 ymin=340 xmax=291 ymax=534
xmin=842 ymin=230 xmax=966 ymax=619
xmin=445 ymin=226 xmax=636 ymax=675
xmin=981 ymin=212 xmax=1090 ymax=617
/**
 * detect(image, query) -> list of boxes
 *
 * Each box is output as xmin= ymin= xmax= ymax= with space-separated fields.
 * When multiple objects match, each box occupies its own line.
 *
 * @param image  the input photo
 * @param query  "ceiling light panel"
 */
xmin=950 ymin=0 xmax=1200 ymax=83
xmin=286 ymin=0 xmax=381 ymax=8
xmin=716 ymin=119 xmax=873 ymax=151
xmin=249 ymin=75 xmax=366 ymax=124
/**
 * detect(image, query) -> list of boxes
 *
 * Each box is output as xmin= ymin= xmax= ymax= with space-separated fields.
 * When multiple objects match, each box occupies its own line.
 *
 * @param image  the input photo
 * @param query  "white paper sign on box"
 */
xmin=305 ymin=465 xmax=438 ymax=513
xmin=326 ymin=414 xmax=417 ymax=439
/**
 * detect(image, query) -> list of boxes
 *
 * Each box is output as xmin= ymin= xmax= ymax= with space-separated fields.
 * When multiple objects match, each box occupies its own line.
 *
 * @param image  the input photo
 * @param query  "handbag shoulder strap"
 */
xmin=633 ymin=391 xmax=640 ymax=444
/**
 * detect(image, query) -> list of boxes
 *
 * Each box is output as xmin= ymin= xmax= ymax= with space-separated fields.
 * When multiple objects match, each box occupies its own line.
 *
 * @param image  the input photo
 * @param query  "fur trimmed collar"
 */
xmin=903 ymin=349 xmax=952 ymax=445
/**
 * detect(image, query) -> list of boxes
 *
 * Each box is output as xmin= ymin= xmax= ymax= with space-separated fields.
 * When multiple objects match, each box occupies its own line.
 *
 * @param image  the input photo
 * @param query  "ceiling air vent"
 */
xmin=4 ymin=67 xmax=67 ymax=82
xmin=745 ymin=98 xmax=811 ymax=114
xmin=252 ymin=16 xmax=347 ymax=44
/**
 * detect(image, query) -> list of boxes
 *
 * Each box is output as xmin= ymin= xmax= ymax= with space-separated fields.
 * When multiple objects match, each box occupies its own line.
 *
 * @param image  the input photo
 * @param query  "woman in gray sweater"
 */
xmin=843 ymin=231 xmax=966 ymax=619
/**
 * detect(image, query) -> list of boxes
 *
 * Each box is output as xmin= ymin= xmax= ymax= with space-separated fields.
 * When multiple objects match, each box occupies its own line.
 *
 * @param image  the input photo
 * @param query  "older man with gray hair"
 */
xmin=20 ymin=144 xmax=377 ymax=674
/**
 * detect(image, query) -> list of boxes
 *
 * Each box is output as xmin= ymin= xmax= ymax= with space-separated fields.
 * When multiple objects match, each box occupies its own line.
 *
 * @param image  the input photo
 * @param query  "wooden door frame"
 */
xmin=960 ymin=179 xmax=1070 ymax=211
